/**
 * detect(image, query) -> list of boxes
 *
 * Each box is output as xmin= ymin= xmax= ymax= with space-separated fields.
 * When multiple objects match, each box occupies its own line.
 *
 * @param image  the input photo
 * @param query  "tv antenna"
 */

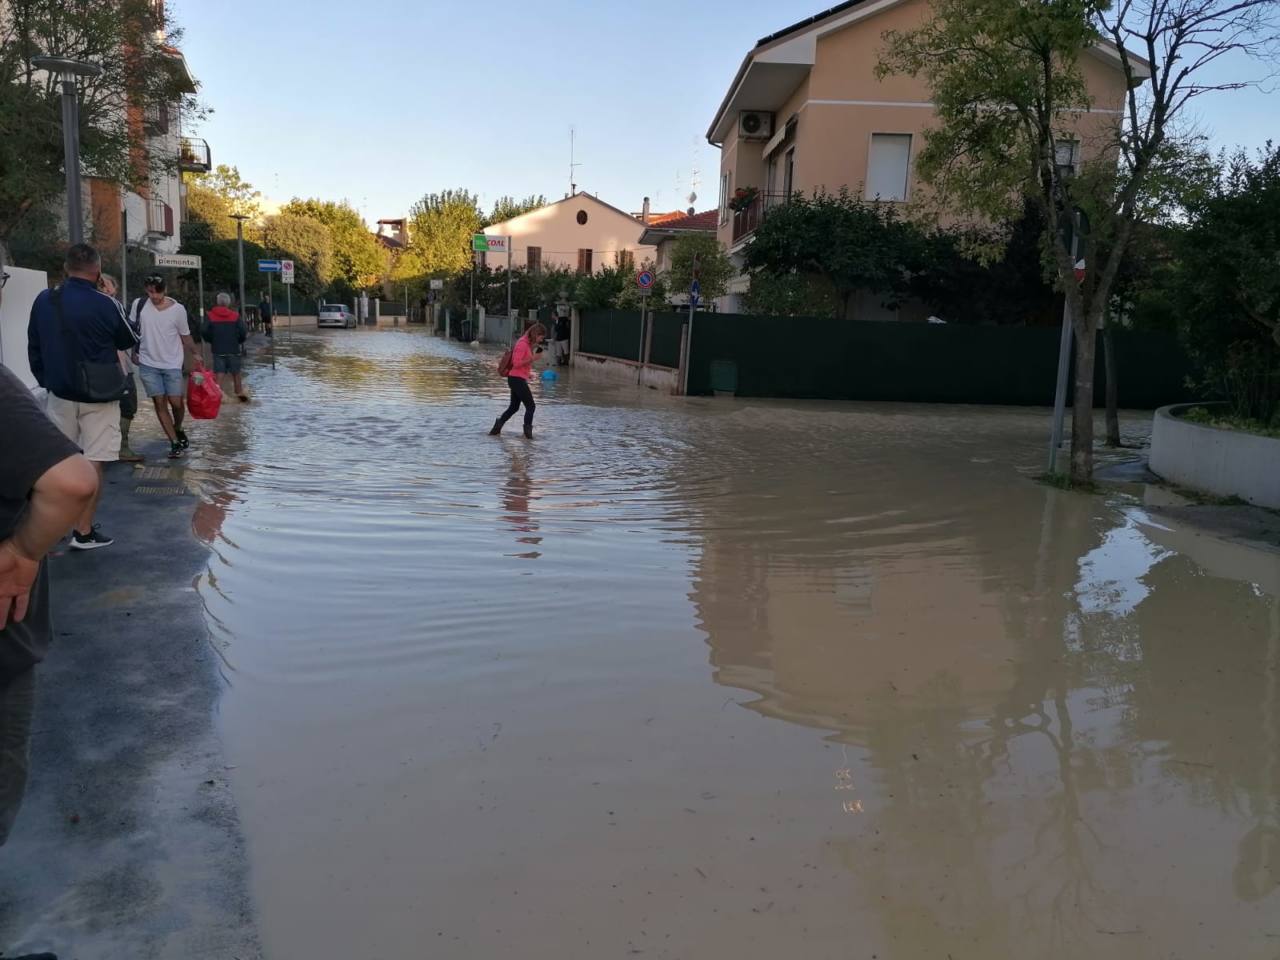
xmin=569 ymin=126 xmax=582 ymax=196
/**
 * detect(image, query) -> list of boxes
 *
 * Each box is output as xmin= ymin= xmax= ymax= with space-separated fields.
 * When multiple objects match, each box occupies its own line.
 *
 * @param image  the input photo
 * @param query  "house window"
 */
xmin=783 ymin=147 xmax=796 ymax=199
xmin=616 ymin=249 xmax=634 ymax=271
xmin=867 ymin=133 xmax=912 ymax=202
xmin=577 ymin=248 xmax=593 ymax=274
xmin=719 ymin=172 xmax=731 ymax=225
xmin=527 ymin=246 xmax=542 ymax=273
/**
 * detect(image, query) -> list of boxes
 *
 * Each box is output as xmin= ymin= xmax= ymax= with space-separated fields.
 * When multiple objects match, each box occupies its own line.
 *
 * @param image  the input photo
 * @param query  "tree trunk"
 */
xmin=1069 ymin=323 xmax=1096 ymax=484
xmin=1102 ymin=320 xmax=1121 ymax=447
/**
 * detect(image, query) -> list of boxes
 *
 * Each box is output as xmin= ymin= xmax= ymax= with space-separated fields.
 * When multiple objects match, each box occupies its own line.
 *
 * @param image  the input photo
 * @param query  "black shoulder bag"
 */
xmin=52 ymin=287 xmax=126 ymax=402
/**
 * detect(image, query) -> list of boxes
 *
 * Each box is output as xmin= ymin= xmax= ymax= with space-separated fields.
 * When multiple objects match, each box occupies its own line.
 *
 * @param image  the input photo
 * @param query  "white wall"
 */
xmin=0 ymin=266 xmax=49 ymax=388
xmin=483 ymin=196 xmax=656 ymax=273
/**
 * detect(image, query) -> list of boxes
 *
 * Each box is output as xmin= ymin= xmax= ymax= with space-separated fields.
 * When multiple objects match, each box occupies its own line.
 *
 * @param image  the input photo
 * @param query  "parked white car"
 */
xmin=318 ymin=303 xmax=356 ymax=329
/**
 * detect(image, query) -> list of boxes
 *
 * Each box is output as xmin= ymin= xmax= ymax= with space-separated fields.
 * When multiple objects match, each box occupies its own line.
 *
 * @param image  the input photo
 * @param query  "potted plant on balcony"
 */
xmin=728 ymin=186 xmax=759 ymax=213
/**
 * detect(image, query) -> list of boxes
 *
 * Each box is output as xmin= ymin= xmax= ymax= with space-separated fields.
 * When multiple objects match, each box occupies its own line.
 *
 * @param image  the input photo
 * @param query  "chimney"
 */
xmin=642 ymin=196 xmax=651 ymax=224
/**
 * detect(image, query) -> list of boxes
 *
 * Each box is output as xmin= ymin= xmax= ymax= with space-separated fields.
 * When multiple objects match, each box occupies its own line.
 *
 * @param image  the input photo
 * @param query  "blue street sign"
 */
xmin=690 ymin=293 xmax=700 ymax=308
xmin=690 ymin=278 xmax=701 ymax=297
xmin=257 ymin=259 xmax=282 ymax=272
xmin=636 ymin=270 xmax=655 ymax=290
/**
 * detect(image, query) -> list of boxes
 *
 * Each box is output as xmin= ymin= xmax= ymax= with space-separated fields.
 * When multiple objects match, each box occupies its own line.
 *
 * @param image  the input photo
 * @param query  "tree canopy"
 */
xmin=744 ymin=191 xmax=923 ymax=317
xmin=0 ymin=0 xmax=204 ymax=258
xmin=485 ymin=194 xmax=547 ymax=227
xmin=263 ymin=212 xmax=335 ymax=299
xmin=406 ymin=189 xmax=482 ymax=276
xmin=877 ymin=0 xmax=1280 ymax=480
xmin=281 ymin=198 xmax=386 ymax=289
xmin=666 ymin=233 xmax=735 ymax=306
xmin=1174 ymin=144 xmax=1280 ymax=424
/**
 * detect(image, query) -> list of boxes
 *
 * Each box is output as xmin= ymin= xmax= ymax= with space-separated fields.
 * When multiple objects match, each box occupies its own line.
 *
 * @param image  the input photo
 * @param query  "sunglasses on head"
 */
xmin=145 ymin=275 xmax=165 ymax=288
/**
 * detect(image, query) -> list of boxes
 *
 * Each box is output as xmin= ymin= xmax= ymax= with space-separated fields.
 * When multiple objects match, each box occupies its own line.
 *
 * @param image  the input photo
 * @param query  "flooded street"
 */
xmin=191 ymin=328 xmax=1279 ymax=959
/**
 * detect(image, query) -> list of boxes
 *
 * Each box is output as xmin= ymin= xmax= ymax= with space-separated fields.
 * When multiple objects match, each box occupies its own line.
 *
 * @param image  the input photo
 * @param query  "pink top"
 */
xmin=509 ymin=336 xmax=535 ymax=380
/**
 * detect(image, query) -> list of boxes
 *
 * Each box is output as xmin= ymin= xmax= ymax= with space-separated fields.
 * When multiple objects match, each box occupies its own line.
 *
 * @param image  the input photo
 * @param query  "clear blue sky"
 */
xmin=173 ymin=0 xmax=1277 ymax=225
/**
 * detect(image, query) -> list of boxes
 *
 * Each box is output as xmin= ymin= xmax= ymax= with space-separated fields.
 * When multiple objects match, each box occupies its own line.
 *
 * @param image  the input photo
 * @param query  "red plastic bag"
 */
xmin=187 ymin=368 xmax=222 ymax=420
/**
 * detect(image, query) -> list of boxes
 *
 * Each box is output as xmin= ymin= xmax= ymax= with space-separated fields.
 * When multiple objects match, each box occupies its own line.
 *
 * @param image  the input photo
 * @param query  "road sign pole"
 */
xmin=637 ymin=297 xmax=648 ymax=385
xmin=683 ymin=299 xmax=696 ymax=396
xmin=197 ymin=263 xmax=204 ymax=321
xmin=287 ymin=282 xmax=292 ymax=344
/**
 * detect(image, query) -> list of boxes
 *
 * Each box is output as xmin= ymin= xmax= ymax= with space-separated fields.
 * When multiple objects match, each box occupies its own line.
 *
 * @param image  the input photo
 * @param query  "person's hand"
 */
xmin=0 ymin=540 xmax=40 ymax=629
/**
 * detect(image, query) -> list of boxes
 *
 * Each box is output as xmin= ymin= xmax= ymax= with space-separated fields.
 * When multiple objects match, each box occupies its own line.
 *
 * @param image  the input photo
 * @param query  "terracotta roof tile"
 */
xmin=654 ymin=210 xmax=719 ymax=232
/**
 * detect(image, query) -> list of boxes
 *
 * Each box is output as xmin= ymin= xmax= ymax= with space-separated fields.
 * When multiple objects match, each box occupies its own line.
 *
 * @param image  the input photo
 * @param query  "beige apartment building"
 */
xmin=707 ymin=0 xmax=1140 ymax=315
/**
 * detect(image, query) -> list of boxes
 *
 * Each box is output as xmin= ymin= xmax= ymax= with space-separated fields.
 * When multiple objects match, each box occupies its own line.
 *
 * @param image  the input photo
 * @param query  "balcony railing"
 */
xmin=179 ymin=136 xmax=211 ymax=173
xmin=146 ymin=198 xmax=174 ymax=237
xmin=731 ymin=192 xmax=789 ymax=243
xmin=143 ymin=103 xmax=169 ymax=136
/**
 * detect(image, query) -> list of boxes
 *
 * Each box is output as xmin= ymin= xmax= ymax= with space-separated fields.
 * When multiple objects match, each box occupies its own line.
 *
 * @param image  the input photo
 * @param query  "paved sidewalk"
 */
xmin=0 ymin=410 xmax=261 ymax=957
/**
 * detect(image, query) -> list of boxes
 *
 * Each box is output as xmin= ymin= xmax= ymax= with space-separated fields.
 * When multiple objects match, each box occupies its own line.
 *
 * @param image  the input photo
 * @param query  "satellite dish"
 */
xmin=687 ymin=191 xmax=697 ymax=205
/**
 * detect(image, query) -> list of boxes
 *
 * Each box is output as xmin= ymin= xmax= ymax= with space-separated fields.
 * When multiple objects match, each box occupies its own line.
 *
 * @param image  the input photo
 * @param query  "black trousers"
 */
xmin=498 ymin=376 xmax=535 ymax=428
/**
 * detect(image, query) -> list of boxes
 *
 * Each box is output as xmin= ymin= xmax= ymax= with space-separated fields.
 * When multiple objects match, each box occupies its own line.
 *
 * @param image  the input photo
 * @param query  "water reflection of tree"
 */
xmin=689 ymin=433 xmax=1280 ymax=954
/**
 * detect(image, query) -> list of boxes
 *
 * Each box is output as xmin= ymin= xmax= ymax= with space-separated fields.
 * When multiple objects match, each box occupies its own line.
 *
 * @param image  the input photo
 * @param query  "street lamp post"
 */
xmin=32 ymin=55 xmax=103 ymax=245
xmin=231 ymin=213 xmax=249 ymax=319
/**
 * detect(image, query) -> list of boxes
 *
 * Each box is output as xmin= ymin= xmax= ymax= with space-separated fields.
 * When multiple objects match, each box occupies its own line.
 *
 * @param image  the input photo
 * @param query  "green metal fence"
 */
xmin=650 ymin=312 xmax=685 ymax=369
xmin=685 ymin=313 xmax=1195 ymax=408
xmin=579 ymin=309 xmax=644 ymax=363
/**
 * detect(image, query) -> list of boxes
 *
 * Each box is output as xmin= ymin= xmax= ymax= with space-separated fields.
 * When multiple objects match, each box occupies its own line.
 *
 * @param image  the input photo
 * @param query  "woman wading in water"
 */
xmin=490 ymin=322 xmax=546 ymax=439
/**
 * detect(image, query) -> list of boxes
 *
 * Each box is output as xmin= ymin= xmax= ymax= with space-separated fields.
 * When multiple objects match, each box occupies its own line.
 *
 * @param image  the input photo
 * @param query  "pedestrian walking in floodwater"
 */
xmin=27 ymin=243 xmax=139 ymax=550
xmin=258 ymin=293 xmax=273 ymax=338
xmin=553 ymin=307 xmax=570 ymax=366
xmin=204 ymin=293 xmax=250 ymax=402
xmin=132 ymin=274 xmax=199 ymax=459
xmin=490 ymin=322 xmax=546 ymax=439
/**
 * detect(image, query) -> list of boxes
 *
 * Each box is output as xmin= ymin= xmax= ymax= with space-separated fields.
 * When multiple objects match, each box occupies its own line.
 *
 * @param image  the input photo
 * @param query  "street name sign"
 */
xmin=154 ymin=253 xmax=201 ymax=269
xmin=257 ymin=259 xmax=281 ymax=272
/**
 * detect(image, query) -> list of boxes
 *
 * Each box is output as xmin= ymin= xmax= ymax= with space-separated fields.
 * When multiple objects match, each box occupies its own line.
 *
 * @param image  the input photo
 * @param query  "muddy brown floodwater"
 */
xmin=189 ymin=328 xmax=1280 ymax=959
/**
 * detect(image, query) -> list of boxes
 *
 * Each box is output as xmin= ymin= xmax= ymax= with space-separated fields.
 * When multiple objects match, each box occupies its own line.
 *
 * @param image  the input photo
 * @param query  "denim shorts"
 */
xmin=138 ymin=364 xmax=185 ymax=398
xmin=213 ymin=354 xmax=243 ymax=374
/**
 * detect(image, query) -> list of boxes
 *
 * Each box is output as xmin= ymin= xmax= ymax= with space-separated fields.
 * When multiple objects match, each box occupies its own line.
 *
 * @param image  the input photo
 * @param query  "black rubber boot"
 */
xmin=523 ymin=424 xmax=534 ymax=440
xmin=489 ymin=418 xmax=503 ymax=436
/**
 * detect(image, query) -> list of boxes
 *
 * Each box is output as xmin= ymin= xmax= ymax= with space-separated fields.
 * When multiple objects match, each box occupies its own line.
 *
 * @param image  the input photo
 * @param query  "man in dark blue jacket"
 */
xmin=27 ymin=243 xmax=139 ymax=551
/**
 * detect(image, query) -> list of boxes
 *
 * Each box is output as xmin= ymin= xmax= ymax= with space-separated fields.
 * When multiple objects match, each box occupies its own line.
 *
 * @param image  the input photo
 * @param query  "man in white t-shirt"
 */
xmin=132 ymin=274 xmax=198 ymax=460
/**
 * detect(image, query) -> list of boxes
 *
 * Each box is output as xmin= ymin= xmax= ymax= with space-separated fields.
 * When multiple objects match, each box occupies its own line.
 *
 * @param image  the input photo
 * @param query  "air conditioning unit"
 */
xmin=738 ymin=111 xmax=774 ymax=141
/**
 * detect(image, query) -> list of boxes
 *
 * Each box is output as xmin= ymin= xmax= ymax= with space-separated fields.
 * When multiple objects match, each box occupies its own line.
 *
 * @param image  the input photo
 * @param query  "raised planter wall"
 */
xmin=1150 ymin=403 xmax=1280 ymax=509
